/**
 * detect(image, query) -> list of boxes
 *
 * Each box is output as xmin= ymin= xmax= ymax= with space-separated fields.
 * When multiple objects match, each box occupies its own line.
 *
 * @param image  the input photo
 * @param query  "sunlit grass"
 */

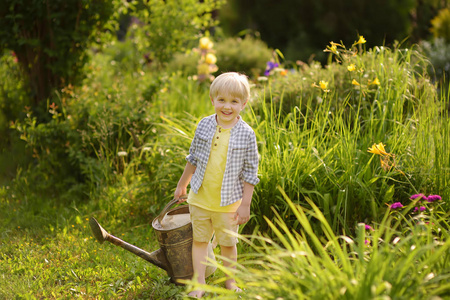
xmin=1 ymin=38 xmax=449 ymax=299
xmin=188 ymin=187 xmax=450 ymax=299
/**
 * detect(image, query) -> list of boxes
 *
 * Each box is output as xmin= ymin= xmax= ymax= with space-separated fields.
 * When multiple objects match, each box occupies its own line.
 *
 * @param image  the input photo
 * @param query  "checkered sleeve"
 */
xmin=242 ymin=130 xmax=260 ymax=186
xmin=185 ymin=122 xmax=201 ymax=167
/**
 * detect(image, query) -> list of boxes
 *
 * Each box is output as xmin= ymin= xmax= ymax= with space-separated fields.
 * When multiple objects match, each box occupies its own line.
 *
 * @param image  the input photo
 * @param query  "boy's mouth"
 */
xmin=221 ymin=111 xmax=233 ymax=115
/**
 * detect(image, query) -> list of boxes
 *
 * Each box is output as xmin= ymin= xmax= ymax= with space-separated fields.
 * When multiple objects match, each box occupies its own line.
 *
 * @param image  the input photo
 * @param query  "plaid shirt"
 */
xmin=186 ymin=114 xmax=260 ymax=206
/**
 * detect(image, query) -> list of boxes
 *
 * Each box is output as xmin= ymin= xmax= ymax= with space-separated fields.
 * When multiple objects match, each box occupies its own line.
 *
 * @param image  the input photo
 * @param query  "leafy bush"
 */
xmin=421 ymin=38 xmax=450 ymax=84
xmin=128 ymin=0 xmax=224 ymax=66
xmin=165 ymin=52 xmax=199 ymax=77
xmin=166 ymin=35 xmax=273 ymax=79
xmin=0 ymin=0 xmax=120 ymax=106
xmin=258 ymin=39 xmax=430 ymax=120
xmin=0 ymin=51 xmax=30 ymax=145
xmin=215 ymin=35 xmax=273 ymax=77
xmin=430 ymin=8 xmax=450 ymax=41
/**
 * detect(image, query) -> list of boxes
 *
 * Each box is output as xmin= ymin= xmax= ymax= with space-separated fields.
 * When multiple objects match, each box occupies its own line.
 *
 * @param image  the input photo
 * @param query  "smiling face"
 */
xmin=211 ymin=93 xmax=247 ymax=128
xmin=209 ymin=73 xmax=250 ymax=128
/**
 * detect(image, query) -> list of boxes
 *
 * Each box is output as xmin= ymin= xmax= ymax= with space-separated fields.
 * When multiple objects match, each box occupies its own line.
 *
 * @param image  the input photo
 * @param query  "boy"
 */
xmin=174 ymin=72 xmax=259 ymax=297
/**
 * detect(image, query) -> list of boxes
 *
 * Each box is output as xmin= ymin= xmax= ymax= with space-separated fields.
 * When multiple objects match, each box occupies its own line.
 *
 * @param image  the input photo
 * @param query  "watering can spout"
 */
xmin=89 ymin=199 xmax=216 ymax=284
xmin=89 ymin=217 xmax=170 ymax=272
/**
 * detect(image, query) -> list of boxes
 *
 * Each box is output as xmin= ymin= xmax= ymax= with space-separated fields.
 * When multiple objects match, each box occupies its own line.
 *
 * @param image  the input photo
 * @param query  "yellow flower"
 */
xmin=205 ymin=53 xmax=217 ymax=65
xmin=312 ymin=81 xmax=330 ymax=92
xmin=367 ymin=142 xmax=389 ymax=156
xmin=199 ymin=37 xmax=213 ymax=50
xmin=324 ymin=42 xmax=342 ymax=54
xmin=352 ymin=79 xmax=360 ymax=86
xmin=347 ymin=64 xmax=356 ymax=72
xmin=319 ymin=80 xmax=328 ymax=90
xmin=330 ymin=45 xmax=338 ymax=54
xmin=356 ymin=35 xmax=366 ymax=44
xmin=369 ymin=77 xmax=380 ymax=85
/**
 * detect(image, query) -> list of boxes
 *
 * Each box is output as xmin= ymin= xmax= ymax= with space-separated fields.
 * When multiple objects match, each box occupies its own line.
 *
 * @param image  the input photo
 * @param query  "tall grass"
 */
xmin=2 ymin=39 xmax=449 ymax=299
xmin=188 ymin=188 xmax=450 ymax=299
xmin=158 ymin=46 xmax=449 ymax=235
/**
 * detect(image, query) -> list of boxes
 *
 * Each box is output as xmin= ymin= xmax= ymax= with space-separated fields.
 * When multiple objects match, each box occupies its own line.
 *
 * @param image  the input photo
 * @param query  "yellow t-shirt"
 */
xmin=188 ymin=125 xmax=242 ymax=212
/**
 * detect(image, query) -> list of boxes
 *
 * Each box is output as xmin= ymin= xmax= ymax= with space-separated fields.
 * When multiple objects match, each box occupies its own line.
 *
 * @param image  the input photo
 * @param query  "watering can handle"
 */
xmin=157 ymin=195 xmax=188 ymax=224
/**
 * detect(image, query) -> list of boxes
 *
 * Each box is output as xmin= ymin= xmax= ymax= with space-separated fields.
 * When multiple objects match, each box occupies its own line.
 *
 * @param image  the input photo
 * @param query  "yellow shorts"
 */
xmin=189 ymin=205 xmax=239 ymax=247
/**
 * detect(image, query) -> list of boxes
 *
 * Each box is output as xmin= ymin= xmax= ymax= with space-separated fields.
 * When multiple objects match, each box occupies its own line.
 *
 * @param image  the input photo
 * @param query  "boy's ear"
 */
xmin=210 ymin=96 xmax=214 ymax=105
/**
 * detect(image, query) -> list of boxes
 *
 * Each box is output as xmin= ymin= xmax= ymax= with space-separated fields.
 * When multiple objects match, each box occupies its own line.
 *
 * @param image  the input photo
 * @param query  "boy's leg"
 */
xmin=189 ymin=240 xmax=209 ymax=297
xmin=211 ymin=211 xmax=241 ymax=291
xmin=220 ymin=245 xmax=241 ymax=291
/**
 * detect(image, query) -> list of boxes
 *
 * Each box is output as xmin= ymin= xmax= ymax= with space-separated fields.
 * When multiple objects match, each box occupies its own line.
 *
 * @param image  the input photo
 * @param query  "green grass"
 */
xmin=1 ymin=39 xmax=449 ymax=299
xmin=187 ymin=188 xmax=450 ymax=299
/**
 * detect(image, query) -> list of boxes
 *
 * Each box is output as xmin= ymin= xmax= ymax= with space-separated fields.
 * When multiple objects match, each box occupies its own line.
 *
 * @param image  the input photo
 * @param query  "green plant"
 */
xmin=431 ymin=7 xmax=450 ymax=41
xmin=128 ymin=0 xmax=224 ymax=66
xmin=166 ymin=35 xmax=273 ymax=80
xmin=215 ymin=35 xmax=273 ymax=78
xmin=0 ymin=0 xmax=122 ymax=106
xmin=189 ymin=188 xmax=450 ymax=299
xmin=421 ymin=37 xmax=450 ymax=84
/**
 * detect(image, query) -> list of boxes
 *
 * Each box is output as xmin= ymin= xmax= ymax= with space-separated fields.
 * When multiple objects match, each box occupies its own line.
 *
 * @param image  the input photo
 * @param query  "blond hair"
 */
xmin=209 ymin=72 xmax=250 ymax=102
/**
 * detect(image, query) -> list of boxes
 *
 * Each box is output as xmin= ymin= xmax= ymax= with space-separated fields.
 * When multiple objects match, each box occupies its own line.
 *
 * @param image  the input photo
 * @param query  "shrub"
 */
xmin=256 ymin=39 xmax=430 ymax=120
xmin=128 ymin=0 xmax=224 ymax=66
xmin=166 ymin=35 xmax=273 ymax=79
xmin=430 ymin=8 xmax=450 ymax=41
xmin=215 ymin=35 xmax=273 ymax=78
xmin=421 ymin=38 xmax=450 ymax=84
xmin=0 ymin=0 xmax=120 ymax=106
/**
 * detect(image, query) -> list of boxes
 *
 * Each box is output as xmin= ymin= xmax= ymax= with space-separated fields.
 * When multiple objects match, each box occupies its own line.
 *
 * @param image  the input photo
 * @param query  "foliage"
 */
xmin=0 ymin=0 xmax=124 ymax=106
xmin=166 ymin=35 xmax=273 ymax=80
xmin=158 ymin=38 xmax=449 ymax=235
xmin=128 ymin=0 xmax=224 ymax=66
xmin=431 ymin=7 xmax=450 ymax=41
xmin=420 ymin=38 xmax=450 ymax=86
xmin=214 ymin=35 xmax=273 ymax=78
xmin=189 ymin=189 xmax=450 ymax=299
xmin=0 ymin=186 xmax=187 ymax=299
xmin=1 ymin=18 xmax=450 ymax=298
xmin=260 ymin=37 xmax=431 ymax=119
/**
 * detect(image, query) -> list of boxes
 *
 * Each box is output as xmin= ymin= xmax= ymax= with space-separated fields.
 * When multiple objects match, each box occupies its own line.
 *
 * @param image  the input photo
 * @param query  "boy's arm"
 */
xmin=174 ymin=162 xmax=196 ymax=202
xmin=235 ymin=181 xmax=255 ymax=225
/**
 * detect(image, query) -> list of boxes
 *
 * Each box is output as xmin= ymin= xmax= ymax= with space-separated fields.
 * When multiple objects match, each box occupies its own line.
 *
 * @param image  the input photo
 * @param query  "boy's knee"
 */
xmin=193 ymin=240 xmax=209 ymax=247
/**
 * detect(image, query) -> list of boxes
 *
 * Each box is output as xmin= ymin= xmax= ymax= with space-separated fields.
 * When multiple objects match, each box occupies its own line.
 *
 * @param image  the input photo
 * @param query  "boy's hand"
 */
xmin=235 ymin=204 xmax=250 ymax=225
xmin=174 ymin=187 xmax=187 ymax=203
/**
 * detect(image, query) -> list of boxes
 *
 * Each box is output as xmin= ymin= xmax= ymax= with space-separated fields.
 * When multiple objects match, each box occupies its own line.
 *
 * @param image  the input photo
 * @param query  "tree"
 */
xmin=0 ymin=0 xmax=122 ymax=106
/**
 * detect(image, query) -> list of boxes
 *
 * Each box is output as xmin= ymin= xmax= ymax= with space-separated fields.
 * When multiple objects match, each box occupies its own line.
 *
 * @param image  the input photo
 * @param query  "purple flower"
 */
xmin=365 ymin=224 xmax=374 ymax=231
xmin=413 ymin=206 xmax=426 ymax=213
xmin=426 ymin=195 xmax=441 ymax=202
xmin=410 ymin=194 xmax=427 ymax=201
xmin=264 ymin=61 xmax=279 ymax=76
xmin=390 ymin=202 xmax=404 ymax=209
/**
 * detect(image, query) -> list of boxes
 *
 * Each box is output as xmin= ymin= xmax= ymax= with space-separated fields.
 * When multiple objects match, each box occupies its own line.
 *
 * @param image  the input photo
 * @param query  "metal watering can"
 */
xmin=89 ymin=197 xmax=216 ymax=284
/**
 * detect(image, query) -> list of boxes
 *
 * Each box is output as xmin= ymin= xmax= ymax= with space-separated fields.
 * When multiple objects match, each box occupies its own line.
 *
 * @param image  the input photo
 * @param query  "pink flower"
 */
xmin=390 ymin=202 xmax=404 ymax=209
xmin=365 ymin=224 xmax=374 ymax=231
xmin=413 ymin=206 xmax=426 ymax=213
xmin=426 ymin=195 xmax=441 ymax=202
xmin=410 ymin=194 xmax=427 ymax=201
